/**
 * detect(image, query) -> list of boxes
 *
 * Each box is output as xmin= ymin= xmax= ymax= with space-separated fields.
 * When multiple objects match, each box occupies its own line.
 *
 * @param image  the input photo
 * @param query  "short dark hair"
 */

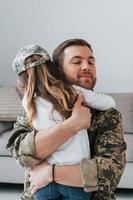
xmin=52 ymin=38 xmax=93 ymax=68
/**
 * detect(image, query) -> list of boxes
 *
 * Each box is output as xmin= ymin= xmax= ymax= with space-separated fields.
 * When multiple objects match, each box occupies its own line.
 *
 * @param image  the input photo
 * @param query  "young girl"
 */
xmin=12 ymin=44 xmax=115 ymax=200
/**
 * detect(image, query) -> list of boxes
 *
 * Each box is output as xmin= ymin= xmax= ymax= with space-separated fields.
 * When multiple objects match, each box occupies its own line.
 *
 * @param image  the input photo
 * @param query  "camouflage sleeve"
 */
xmin=80 ymin=108 xmax=126 ymax=200
xmin=6 ymin=107 xmax=42 ymax=168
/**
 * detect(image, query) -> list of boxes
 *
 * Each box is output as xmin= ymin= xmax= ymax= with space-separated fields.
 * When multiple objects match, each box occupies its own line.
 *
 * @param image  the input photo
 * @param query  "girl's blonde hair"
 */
xmin=18 ymin=55 xmax=77 ymax=125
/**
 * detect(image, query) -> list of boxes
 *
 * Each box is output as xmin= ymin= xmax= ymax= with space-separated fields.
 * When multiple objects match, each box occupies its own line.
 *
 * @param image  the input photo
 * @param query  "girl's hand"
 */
xmin=71 ymin=93 xmax=92 ymax=131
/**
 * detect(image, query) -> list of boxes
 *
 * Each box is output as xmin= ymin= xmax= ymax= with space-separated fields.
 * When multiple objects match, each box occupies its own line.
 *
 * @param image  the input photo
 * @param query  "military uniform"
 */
xmin=6 ymin=107 xmax=126 ymax=200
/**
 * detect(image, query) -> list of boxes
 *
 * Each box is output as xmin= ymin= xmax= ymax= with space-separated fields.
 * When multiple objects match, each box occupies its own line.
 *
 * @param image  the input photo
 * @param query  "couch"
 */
xmin=0 ymin=86 xmax=24 ymax=183
xmin=0 ymin=86 xmax=133 ymax=188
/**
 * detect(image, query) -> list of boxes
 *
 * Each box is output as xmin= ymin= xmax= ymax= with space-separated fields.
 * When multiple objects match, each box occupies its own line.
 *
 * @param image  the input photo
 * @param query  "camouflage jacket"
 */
xmin=6 ymin=108 xmax=126 ymax=200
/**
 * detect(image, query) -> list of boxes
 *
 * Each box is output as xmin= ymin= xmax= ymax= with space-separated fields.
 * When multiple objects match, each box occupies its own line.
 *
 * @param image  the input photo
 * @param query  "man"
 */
xmin=7 ymin=39 xmax=126 ymax=200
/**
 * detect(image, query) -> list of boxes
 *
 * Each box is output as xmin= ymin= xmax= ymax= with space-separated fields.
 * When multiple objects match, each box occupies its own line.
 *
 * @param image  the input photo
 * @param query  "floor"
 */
xmin=0 ymin=184 xmax=133 ymax=200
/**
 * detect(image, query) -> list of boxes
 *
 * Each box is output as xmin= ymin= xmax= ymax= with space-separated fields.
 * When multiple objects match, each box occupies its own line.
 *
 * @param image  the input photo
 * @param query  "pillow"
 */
xmin=121 ymin=111 xmax=133 ymax=133
xmin=0 ymin=86 xmax=21 ymax=121
xmin=0 ymin=121 xmax=13 ymax=134
xmin=109 ymin=93 xmax=133 ymax=133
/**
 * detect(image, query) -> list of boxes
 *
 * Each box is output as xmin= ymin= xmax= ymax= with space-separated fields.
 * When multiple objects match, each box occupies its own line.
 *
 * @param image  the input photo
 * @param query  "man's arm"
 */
xmin=74 ymin=85 xmax=116 ymax=110
xmin=54 ymin=109 xmax=126 ymax=200
xmin=6 ymin=108 xmax=41 ymax=168
xmin=6 ymin=94 xmax=91 ymax=168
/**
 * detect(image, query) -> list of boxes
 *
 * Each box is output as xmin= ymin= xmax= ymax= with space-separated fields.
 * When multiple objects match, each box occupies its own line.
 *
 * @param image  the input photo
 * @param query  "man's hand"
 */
xmin=29 ymin=162 xmax=52 ymax=194
xmin=71 ymin=93 xmax=92 ymax=131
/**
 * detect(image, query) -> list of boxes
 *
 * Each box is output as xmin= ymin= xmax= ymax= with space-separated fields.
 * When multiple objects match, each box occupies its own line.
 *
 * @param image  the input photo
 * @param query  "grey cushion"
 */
xmin=0 ymin=86 xmax=21 ymax=121
xmin=0 ymin=156 xmax=24 ymax=183
xmin=0 ymin=121 xmax=13 ymax=134
xmin=121 ymin=111 xmax=133 ymax=133
xmin=109 ymin=93 xmax=133 ymax=112
xmin=124 ymin=133 xmax=133 ymax=162
xmin=109 ymin=93 xmax=133 ymax=133
xmin=118 ymin=162 xmax=133 ymax=188
xmin=0 ymin=130 xmax=12 ymax=156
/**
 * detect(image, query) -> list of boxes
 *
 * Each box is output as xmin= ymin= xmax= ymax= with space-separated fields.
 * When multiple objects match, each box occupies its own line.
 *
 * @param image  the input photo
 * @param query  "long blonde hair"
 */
xmin=18 ymin=55 xmax=77 ymax=125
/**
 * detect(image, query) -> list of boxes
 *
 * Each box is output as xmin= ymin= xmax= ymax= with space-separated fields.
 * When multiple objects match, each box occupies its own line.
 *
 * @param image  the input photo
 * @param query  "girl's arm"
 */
xmin=73 ymin=85 xmax=116 ymax=110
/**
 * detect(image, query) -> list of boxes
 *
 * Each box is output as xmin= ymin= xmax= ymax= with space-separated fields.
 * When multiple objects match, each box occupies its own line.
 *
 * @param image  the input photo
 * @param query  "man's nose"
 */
xmin=81 ymin=61 xmax=91 ymax=71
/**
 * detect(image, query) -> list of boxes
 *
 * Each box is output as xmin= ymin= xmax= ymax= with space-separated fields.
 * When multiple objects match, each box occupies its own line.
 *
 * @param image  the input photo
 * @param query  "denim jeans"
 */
xmin=33 ymin=182 xmax=92 ymax=200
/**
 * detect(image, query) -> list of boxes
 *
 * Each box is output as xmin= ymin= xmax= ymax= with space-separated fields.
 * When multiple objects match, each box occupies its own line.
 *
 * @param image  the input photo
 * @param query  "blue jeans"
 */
xmin=33 ymin=182 xmax=92 ymax=200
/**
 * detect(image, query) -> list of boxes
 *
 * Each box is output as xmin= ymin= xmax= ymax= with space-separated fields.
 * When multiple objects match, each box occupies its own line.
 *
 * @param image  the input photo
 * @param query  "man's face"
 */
xmin=62 ymin=45 xmax=96 ymax=90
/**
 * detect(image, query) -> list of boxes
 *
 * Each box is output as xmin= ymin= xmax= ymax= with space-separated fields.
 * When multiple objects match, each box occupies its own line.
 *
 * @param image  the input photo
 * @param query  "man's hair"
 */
xmin=52 ymin=38 xmax=93 ymax=68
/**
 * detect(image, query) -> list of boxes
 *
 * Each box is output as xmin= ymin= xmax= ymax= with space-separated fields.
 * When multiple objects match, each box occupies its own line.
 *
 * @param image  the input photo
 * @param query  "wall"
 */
xmin=0 ymin=0 xmax=133 ymax=92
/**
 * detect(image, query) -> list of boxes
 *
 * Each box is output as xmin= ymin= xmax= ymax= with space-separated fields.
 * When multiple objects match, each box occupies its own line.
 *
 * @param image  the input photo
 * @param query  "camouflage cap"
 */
xmin=12 ymin=44 xmax=51 ymax=75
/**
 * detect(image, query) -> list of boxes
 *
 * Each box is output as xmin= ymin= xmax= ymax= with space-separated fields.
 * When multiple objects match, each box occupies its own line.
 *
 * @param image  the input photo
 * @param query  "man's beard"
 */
xmin=76 ymin=78 xmax=96 ymax=90
xmin=77 ymin=72 xmax=96 ymax=90
xmin=65 ymin=74 xmax=96 ymax=90
xmin=62 ymin=71 xmax=96 ymax=90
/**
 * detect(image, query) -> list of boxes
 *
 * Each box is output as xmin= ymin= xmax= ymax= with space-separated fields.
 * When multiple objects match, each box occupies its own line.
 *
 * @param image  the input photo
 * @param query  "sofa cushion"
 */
xmin=109 ymin=93 xmax=133 ymax=133
xmin=110 ymin=93 xmax=133 ymax=112
xmin=0 ymin=156 xmax=24 ymax=183
xmin=0 ymin=86 xmax=21 ymax=121
xmin=124 ymin=133 xmax=133 ymax=162
xmin=0 ymin=121 xmax=13 ymax=134
xmin=0 ymin=130 xmax=12 ymax=156
xmin=121 ymin=111 xmax=133 ymax=133
xmin=118 ymin=162 xmax=133 ymax=188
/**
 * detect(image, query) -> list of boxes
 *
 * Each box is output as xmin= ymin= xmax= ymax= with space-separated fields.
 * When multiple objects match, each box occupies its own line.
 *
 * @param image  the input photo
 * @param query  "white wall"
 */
xmin=0 ymin=0 xmax=133 ymax=92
